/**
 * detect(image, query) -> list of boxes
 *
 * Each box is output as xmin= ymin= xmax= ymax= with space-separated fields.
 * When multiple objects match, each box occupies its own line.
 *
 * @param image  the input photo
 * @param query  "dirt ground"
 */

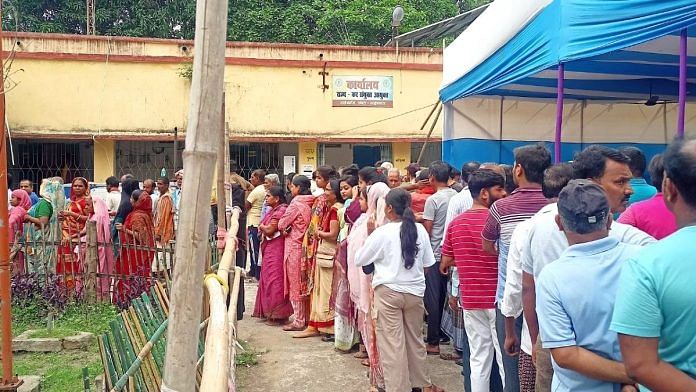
xmin=236 ymin=282 xmax=464 ymax=392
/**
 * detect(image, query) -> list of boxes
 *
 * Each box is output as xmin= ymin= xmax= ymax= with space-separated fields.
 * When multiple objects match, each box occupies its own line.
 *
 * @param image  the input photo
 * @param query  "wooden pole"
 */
xmin=85 ymin=221 xmax=99 ymax=303
xmin=417 ymin=103 xmax=443 ymax=165
xmin=161 ymin=0 xmax=229 ymax=388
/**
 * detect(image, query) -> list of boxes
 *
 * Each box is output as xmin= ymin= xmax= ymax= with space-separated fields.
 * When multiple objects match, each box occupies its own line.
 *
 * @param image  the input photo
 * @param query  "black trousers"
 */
xmin=424 ymin=262 xmax=448 ymax=345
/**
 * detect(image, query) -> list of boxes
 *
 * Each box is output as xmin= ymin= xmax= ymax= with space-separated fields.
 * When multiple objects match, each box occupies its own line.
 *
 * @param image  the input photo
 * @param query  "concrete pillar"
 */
xmin=392 ymin=142 xmax=411 ymax=173
xmin=93 ymin=139 xmax=115 ymax=183
xmin=298 ymin=141 xmax=317 ymax=177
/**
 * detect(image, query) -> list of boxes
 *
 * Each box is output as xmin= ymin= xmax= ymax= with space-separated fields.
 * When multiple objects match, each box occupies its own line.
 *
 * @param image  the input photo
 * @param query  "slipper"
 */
xmin=354 ymin=351 xmax=368 ymax=359
xmin=361 ymin=359 xmax=370 ymax=367
xmin=426 ymin=344 xmax=440 ymax=356
xmin=424 ymin=385 xmax=445 ymax=392
xmin=439 ymin=352 xmax=462 ymax=361
xmin=282 ymin=324 xmax=305 ymax=332
xmin=321 ymin=335 xmax=335 ymax=342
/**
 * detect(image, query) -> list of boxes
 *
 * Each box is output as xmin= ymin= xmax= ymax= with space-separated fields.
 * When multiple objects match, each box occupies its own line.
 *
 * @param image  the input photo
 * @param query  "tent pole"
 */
xmin=554 ymin=63 xmax=565 ymax=163
xmin=678 ymin=28 xmax=687 ymax=138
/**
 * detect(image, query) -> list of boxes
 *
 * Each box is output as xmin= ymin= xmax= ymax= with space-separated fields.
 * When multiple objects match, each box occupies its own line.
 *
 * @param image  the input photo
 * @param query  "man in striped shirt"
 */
xmin=482 ymin=144 xmax=551 ymax=392
xmin=441 ymin=169 xmax=508 ymax=392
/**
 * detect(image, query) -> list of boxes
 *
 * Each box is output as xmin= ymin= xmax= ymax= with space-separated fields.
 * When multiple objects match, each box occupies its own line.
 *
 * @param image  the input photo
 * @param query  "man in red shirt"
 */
xmin=440 ymin=169 xmax=507 ymax=392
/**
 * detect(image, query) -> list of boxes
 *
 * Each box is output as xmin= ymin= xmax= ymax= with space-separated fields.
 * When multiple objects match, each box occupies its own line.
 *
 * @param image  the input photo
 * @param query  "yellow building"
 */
xmin=2 ymin=32 xmax=443 ymax=183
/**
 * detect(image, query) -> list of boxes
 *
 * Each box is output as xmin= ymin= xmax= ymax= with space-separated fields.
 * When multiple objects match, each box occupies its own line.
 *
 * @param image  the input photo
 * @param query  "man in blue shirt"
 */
xmin=19 ymin=179 xmax=39 ymax=206
xmin=537 ymin=179 xmax=638 ymax=391
xmin=611 ymin=138 xmax=696 ymax=391
xmin=618 ymin=147 xmax=657 ymax=205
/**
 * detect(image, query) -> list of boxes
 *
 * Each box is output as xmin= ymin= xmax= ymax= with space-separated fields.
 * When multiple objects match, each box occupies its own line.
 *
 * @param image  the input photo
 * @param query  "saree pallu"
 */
xmin=253 ymin=204 xmax=293 ymax=320
xmin=331 ymin=239 xmax=359 ymax=351
xmin=300 ymin=195 xmax=328 ymax=297
xmin=58 ymin=197 xmax=89 ymax=289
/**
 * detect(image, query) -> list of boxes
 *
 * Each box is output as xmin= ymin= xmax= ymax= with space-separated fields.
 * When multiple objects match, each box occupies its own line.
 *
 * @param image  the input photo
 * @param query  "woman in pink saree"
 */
xmin=9 ymin=189 xmax=32 ymax=274
xmin=253 ymin=186 xmax=293 ymax=324
xmin=278 ymin=175 xmax=315 ymax=331
xmin=78 ymin=196 xmax=115 ymax=299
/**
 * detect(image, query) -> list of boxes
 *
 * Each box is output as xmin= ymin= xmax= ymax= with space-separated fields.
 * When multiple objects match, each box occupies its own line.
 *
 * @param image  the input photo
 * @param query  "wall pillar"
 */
xmin=298 ymin=141 xmax=317 ymax=177
xmin=93 ymin=139 xmax=115 ymax=183
xmin=392 ymin=142 xmax=411 ymax=173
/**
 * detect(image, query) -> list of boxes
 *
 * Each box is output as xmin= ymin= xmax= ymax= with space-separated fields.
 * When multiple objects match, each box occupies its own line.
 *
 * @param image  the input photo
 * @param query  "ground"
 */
xmin=236 ymin=282 xmax=464 ymax=392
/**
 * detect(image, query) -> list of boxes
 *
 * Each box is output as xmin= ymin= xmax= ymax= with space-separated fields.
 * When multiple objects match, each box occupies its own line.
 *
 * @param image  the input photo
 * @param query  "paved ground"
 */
xmin=236 ymin=282 xmax=464 ymax=392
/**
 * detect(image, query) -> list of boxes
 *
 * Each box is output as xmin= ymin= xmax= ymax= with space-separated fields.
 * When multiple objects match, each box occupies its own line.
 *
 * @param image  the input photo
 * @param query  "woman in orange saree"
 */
xmin=114 ymin=190 xmax=155 ymax=309
xmin=57 ymin=177 xmax=90 ymax=289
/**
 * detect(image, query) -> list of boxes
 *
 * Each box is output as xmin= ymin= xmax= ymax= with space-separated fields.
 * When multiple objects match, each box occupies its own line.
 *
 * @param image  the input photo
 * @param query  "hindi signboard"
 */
xmin=332 ymin=76 xmax=393 ymax=108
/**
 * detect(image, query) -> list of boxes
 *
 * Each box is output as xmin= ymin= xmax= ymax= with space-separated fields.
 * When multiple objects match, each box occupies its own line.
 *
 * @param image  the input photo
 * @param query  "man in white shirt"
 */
xmin=502 ymin=163 xmax=574 ymax=392
xmin=104 ymin=176 xmax=121 ymax=217
xmin=521 ymin=146 xmax=656 ymax=392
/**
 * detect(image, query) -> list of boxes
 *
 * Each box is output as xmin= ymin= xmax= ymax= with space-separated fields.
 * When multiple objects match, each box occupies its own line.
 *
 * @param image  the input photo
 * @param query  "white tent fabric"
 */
xmin=440 ymin=0 xmax=696 ymax=103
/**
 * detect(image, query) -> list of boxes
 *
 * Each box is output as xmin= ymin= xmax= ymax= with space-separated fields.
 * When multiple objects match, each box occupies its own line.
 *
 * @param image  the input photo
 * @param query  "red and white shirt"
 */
xmin=442 ymin=208 xmax=498 ymax=310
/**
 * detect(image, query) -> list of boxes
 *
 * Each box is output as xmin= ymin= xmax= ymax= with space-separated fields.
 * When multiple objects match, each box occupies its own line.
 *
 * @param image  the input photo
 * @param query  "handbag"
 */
xmin=315 ymin=241 xmax=337 ymax=269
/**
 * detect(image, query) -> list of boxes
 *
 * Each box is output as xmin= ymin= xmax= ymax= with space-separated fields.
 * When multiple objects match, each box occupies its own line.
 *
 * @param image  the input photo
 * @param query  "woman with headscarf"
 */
xmin=114 ymin=190 xmax=155 ymax=309
xmin=58 ymin=177 xmax=90 ymax=288
xmin=348 ymin=166 xmax=390 ymax=390
xmin=9 ymin=189 xmax=31 ymax=274
xmin=253 ymin=186 xmax=293 ymax=324
xmin=25 ymin=177 xmax=65 ymax=275
xmin=278 ymin=175 xmax=315 ymax=331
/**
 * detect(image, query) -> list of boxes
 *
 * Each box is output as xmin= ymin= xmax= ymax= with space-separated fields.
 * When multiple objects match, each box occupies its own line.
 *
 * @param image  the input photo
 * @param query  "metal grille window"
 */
xmin=411 ymin=142 xmax=443 ymax=166
xmin=229 ymin=142 xmax=281 ymax=179
xmin=7 ymin=139 xmax=94 ymax=186
xmin=116 ymin=141 xmax=181 ymax=181
xmin=379 ymin=143 xmax=393 ymax=163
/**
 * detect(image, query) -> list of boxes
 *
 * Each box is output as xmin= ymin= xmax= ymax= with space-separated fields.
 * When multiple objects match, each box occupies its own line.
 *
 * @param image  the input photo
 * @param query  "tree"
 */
xmin=3 ymin=0 xmax=463 ymax=46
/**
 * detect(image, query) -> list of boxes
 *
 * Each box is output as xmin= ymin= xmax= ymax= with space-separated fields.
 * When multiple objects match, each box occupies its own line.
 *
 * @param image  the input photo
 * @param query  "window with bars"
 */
xmin=116 ymin=141 xmax=284 ymax=181
xmin=7 ymin=139 xmax=94 ymax=187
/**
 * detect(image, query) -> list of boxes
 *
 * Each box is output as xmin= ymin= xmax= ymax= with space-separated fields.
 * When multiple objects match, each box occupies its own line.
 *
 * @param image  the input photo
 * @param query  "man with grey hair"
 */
xmin=387 ymin=168 xmax=402 ymax=188
xmin=536 ymin=180 xmax=639 ymax=391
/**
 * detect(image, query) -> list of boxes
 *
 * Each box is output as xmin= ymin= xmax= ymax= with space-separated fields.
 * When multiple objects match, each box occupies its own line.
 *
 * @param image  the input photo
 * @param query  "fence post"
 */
xmin=85 ymin=221 xmax=98 ymax=303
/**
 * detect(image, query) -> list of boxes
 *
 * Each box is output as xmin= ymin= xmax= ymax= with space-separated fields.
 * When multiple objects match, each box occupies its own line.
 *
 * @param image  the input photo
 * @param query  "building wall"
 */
xmin=3 ymin=33 xmax=443 ymax=142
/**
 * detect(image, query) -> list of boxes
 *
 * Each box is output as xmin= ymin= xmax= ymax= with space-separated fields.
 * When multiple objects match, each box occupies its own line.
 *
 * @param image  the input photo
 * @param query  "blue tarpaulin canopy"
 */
xmin=440 ymin=0 xmax=696 ymax=103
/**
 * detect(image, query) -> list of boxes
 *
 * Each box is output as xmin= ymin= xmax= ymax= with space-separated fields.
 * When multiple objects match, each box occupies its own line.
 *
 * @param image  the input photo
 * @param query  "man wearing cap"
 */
xmin=536 ymin=180 xmax=638 ymax=391
xmin=520 ymin=146 xmax=655 ymax=392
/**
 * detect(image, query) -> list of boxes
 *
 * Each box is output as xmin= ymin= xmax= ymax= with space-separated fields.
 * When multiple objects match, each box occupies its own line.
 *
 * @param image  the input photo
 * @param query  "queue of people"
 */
xmin=247 ymin=138 xmax=696 ymax=392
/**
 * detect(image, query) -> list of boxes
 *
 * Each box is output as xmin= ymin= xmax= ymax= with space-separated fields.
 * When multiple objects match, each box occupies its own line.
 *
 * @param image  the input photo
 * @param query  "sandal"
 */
xmin=354 ymin=344 xmax=368 ymax=359
xmin=293 ymin=328 xmax=320 ymax=338
xmin=424 ymin=385 xmax=445 ymax=392
xmin=426 ymin=344 xmax=440 ymax=356
xmin=361 ymin=359 xmax=370 ymax=367
xmin=321 ymin=334 xmax=335 ymax=342
xmin=439 ymin=352 xmax=462 ymax=361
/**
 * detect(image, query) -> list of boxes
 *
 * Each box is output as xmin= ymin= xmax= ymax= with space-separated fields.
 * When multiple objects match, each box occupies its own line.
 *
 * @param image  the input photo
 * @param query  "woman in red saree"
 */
xmin=114 ymin=190 xmax=155 ymax=308
xmin=58 ymin=177 xmax=90 ymax=289
xmin=253 ymin=186 xmax=293 ymax=324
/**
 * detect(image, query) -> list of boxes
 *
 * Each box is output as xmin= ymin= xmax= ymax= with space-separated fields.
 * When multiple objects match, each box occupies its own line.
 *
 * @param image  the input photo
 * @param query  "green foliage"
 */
xmin=13 ymin=299 xmax=118 ymax=336
xmin=3 ymin=0 xmax=465 ymax=46
xmin=6 ymin=300 xmax=118 ymax=391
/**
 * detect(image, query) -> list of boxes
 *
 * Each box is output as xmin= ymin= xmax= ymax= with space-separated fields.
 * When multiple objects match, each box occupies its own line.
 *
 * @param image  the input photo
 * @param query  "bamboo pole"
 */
xmin=111 ymin=319 xmax=169 ymax=392
xmin=199 ymin=276 xmax=229 ymax=392
xmin=161 ymin=0 xmax=229 ymax=388
xmin=417 ymin=102 xmax=443 ymax=165
xmin=85 ymin=221 xmax=99 ymax=303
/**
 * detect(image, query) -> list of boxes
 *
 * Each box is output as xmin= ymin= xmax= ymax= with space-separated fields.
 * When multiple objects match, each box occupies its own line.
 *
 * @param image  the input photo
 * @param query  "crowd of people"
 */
xmin=7 ymin=137 xmax=696 ymax=391
xmin=246 ymin=138 xmax=696 ymax=392
xmin=7 ymin=171 xmax=183 ymax=308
